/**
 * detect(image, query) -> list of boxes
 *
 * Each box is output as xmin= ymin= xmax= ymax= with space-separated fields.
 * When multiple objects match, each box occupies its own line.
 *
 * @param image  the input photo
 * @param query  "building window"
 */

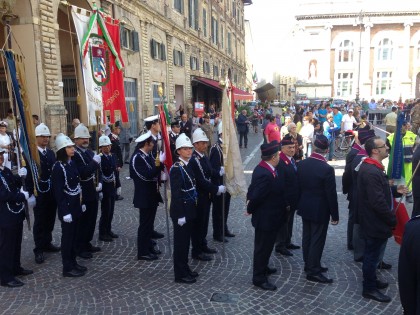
xmin=120 ymin=27 xmax=139 ymax=52
xmin=336 ymin=72 xmax=353 ymax=97
xmin=174 ymin=0 xmax=183 ymax=13
xmin=232 ymin=0 xmax=236 ymax=18
xmin=221 ymin=25 xmax=224 ymax=49
xmin=221 ymin=68 xmax=225 ymax=77
xmin=337 ymin=40 xmax=354 ymax=63
xmin=211 ymin=16 xmax=218 ymax=45
xmin=375 ymin=71 xmax=392 ymax=95
xmin=150 ymin=39 xmax=166 ymax=61
xmin=227 ymin=32 xmax=232 ymax=54
xmin=202 ymin=8 xmax=207 ymax=37
xmin=173 ymin=49 xmax=184 ymax=66
xmin=203 ymin=60 xmax=210 ymax=74
xmin=190 ymin=56 xmax=199 ymax=70
xmin=213 ymin=65 xmax=219 ymax=77
xmin=377 ymin=38 xmax=393 ymax=61
xmin=188 ymin=0 xmax=198 ymax=30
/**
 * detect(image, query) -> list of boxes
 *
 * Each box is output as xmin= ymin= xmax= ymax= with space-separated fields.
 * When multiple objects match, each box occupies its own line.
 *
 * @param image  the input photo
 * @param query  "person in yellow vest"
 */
xmin=386 ymin=121 xmax=416 ymax=202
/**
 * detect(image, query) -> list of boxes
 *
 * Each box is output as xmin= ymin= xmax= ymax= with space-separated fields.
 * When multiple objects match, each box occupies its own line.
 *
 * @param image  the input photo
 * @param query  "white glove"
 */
xmin=18 ymin=168 xmax=27 ymax=177
xmin=27 ymin=195 xmax=36 ymax=208
xmin=217 ymin=185 xmax=226 ymax=195
xmin=63 ymin=214 xmax=72 ymax=223
xmin=20 ymin=187 xmax=29 ymax=200
xmin=159 ymin=151 xmax=166 ymax=163
xmin=96 ymin=183 xmax=102 ymax=192
xmin=219 ymin=166 xmax=225 ymax=176
xmin=99 ymin=192 xmax=103 ymax=201
xmin=117 ymin=187 xmax=121 ymax=196
xmin=177 ymin=217 xmax=186 ymax=226
xmin=161 ymin=172 xmax=167 ymax=181
xmin=81 ymin=204 xmax=86 ymax=212
xmin=93 ymin=154 xmax=101 ymax=164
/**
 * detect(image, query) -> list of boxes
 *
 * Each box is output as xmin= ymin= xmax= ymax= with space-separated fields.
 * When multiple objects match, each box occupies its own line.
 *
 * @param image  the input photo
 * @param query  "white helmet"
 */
xmin=99 ymin=135 xmax=111 ymax=147
xmin=55 ymin=133 xmax=74 ymax=151
xmin=217 ymin=122 xmax=223 ymax=135
xmin=192 ymin=128 xmax=209 ymax=143
xmin=35 ymin=123 xmax=51 ymax=137
xmin=74 ymin=123 xmax=91 ymax=139
xmin=176 ymin=133 xmax=194 ymax=150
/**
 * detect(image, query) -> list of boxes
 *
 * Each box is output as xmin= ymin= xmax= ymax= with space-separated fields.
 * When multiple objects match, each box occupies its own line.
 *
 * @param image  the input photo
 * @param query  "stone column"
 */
xmin=323 ymin=23 xmax=333 ymax=84
xmin=166 ymin=33 xmax=174 ymax=102
xmin=401 ymin=21 xmax=413 ymax=98
xmin=185 ymin=43 xmax=192 ymax=101
xmin=140 ymin=20 xmax=151 ymax=119
xmin=361 ymin=22 xmax=373 ymax=98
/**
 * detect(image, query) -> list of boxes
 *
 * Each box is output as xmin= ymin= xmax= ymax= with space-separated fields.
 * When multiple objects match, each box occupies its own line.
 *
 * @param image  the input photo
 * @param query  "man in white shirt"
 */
xmin=341 ymin=109 xmax=357 ymax=132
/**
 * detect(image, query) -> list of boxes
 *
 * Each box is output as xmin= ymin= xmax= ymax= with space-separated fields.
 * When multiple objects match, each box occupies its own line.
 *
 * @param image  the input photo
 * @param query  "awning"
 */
xmin=192 ymin=76 xmax=253 ymax=101
xmin=234 ymin=88 xmax=253 ymax=101
xmin=192 ymin=76 xmax=222 ymax=91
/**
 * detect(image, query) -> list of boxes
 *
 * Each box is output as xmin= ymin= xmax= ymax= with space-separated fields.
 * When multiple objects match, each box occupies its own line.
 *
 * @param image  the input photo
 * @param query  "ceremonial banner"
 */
xmin=221 ymin=79 xmax=247 ymax=196
xmin=393 ymin=199 xmax=409 ymax=245
xmin=71 ymin=6 xmax=128 ymax=125
xmin=158 ymin=104 xmax=173 ymax=170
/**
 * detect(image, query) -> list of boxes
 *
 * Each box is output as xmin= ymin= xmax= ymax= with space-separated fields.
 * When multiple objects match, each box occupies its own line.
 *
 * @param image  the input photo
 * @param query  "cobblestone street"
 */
xmin=0 ymin=129 xmax=404 ymax=315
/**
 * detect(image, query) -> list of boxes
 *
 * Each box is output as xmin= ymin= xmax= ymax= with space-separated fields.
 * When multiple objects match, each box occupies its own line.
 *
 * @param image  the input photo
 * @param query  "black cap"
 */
xmin=314 ymin=135 xmax=329 ymax=150
xmin=358 ymin=129 xmax=376 ymax=145
xmin=171 ymin=120 xmax=180 ymax=127
xmin=260 ymin=141 xmax=280 ymax=157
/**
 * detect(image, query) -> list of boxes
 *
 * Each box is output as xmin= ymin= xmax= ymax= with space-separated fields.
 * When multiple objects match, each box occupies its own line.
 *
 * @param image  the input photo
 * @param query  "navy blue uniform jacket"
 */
xmin=189 ymin=151 xmax=218 ymax=197
xmin=73 ymin=147 xmax=100 ymax=203
xmin=0 ymin=167 xmax=26 ymax=228
xmin=209 ymin=141 xmax=223 ymax=186
xmin=276 ymin=153 xmax=299 ymax=210
xmin=100 ymin=153 xmax=120 ymax=196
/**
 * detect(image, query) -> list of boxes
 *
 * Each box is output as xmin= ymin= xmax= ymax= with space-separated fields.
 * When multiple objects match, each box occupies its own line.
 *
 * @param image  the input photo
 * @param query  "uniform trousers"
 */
xmin=99 ymin=192 xmax=116 ymax=236
xmin=347 ymin=206 xmax=354 ymax=248
xmin=212 ymin=192 xmax=231 ymax=239
xmin=33 ymin=192 xmax=57 ymax=254
xmin=137 ymin=207 xmax=157 ymax=257
xmin=0 ymin=222 xmax=23 ymax=284
xmin=239 ymin=132 xmax=248 ymax=148
xmin=362 ymin=237 xmax=387 ymax=291
xmin=276 ymin=208 xmax=296 ymax=250
xmin=302 ymin=219 xmax=328 ymax=276
xmin=121 ymin=143 xmax=130 ymax=163
xmin=172 ymin=218 xmax=193 ymax=279
xmin=61 ymin=219 xmax=78 ymax=272
xmin=252 ymin=228 xmax=277 ymax=285
xmin=191 ymin=193 xmax=211 ymax=256
xmin=76 ymin=199 xmax=98 ymax=253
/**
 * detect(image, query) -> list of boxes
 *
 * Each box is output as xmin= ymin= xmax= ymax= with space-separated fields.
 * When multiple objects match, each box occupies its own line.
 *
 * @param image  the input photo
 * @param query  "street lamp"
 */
xmin=355 ymin=10 xmax=365 ymax=104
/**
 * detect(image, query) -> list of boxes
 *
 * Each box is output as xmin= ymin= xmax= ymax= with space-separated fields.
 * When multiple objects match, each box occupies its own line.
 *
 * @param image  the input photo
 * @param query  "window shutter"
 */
xmin=150 ymin=39 xmax=156 ymax=58
xmin=173 ymin=49 xmax=176 ymax=65
xmin=120 ymin=26 xmax=125 ymax=48
xmin=161 ymin=44 xmax=166 ymax=61
xmin=132 ymin=31 xmax=139 ymax=52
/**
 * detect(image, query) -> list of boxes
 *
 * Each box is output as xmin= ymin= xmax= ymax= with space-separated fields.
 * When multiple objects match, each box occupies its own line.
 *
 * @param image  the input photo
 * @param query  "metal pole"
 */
xmin=221 ymin=174 xmax=226 ymax=258
xmin=163 ymin=182 xmax=172 ymax=256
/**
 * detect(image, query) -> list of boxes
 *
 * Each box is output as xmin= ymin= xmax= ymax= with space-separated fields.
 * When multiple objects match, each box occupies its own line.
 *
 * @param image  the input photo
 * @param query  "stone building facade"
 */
xmin=2 ymin=0 xmax=250 ymax=137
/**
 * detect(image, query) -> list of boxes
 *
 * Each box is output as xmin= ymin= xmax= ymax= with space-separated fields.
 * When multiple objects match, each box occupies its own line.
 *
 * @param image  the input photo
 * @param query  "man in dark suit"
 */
xmin=247 ymin=141 xmax=286 ymax=291
xmin=179 ymin=114 xmax=192 ymax=139
xmin=297 ymin=135 xmax=339 ymax=284
xmin=236 ymin=110 xmax=249 ymax=148
xmin=169 ymin=120 xmax=180 ymax=161
xmin=130 ymin=131 xmax=164 ymax=261
xmin=275 ymin=135 xmax=300 ymax=257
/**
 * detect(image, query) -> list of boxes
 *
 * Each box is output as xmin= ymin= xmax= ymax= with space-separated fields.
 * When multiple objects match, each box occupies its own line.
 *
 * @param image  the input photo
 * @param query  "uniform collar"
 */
xmin=309 ymin=152 xmax=327 ymax=162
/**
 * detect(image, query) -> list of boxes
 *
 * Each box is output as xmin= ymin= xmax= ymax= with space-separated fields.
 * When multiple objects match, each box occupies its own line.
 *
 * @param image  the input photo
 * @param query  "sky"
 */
xmin=244 ymin=0 xmax=300 ymax=82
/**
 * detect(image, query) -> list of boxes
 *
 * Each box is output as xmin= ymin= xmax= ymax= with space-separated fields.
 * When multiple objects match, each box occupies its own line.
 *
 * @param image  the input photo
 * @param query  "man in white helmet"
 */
xmin=189 ymin=128 xmax=226 ymax=261
xmin=170 ymin=133 xmax=198 ymax=284
xmin=32 ymin=123 xmax=61 ymax=265
xmin=72 ymin=123 xmax=102 ymax=259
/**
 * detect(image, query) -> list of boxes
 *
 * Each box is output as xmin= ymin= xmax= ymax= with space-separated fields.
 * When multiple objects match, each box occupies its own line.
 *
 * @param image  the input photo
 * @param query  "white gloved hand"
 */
xmin=219 ymin=166 xmax=225 ymax=176
xmin=96 ymin=183 xmax=102 ymax=192
xmin=93 ymin=154 xmax=101 ymax=164
xmin=117 ymin=187 xmax=121 ymax=196
xmin=99 ymin=192 xmax=103 ymax=201
xmin=159 ymin=151 xmax=166 ymax=163
xmin=27 ymin=195 xmax=36 ymax=208
xmin=18 ymin=168 xmax=27 ymax=177
xmin=20 ymin=187 xmax=29 ymax=200
xmin=63 ymin=214 xmax=72 ymax=223
xmin=161 ymin=172 xmax=167 ymax=181
xmin=81 ymin=204 xmax=86 ymax=212
xmin=217 ymin=185 xmax=226 ymax=195
xmin=177 ymin=217 xmax=186 ymax=226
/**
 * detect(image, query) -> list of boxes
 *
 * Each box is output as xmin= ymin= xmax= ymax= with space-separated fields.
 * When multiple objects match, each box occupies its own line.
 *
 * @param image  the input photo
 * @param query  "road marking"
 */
xmin=243 ymin=139 xmax=263 ymax=168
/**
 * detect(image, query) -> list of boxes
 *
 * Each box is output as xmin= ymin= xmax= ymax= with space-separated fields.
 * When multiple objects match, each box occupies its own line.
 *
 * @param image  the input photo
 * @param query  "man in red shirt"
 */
xmin=264 ymin=116 xmax=281 ymax=143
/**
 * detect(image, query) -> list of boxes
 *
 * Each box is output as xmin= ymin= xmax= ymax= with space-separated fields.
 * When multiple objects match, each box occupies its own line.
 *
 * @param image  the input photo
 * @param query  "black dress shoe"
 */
xmin=74 ymin=263 xmax=88 ymax=272
xmin=254 ymin=281 xmax=277 ymax=291
xmin=63 ymin=269 xmax=85 ymax=278
xmin=88 ymin=245 xmax=101 ymax=252
xmin=355 ymin=257 xmax=363 ymax=262
xmin=286 ymin=243 xmax=300 ymax=250
xmin=213 ymin=237 xmax=228 ymax=243
xmin=151 ymin=230 xmax=164 ymax=239
xmin=35 ymin=252 xmax=45 ymax=264
xmin=304 ymin=266 xmax=328 ymax=273
xmin=188 ymin=270 xmax=199 ymax=278
xmin=276 ymin=248 xmax=293 ymax=256
xmin=1 ymin=279 xmax=24 ymax=287
xmin=376 ymin=280 xmax=389 ymax=289
xmin=175 ymin=276 xmax=196 ymax=284
xmin=362 ymin=289 xmax=391 ymax=303
xmin=99 ymin=235 xmax=113 ymax=242
xmin=116 ymin=195 xmax=124 ymax=201
xmin=44 ymin=244 xmax=61 ymax=252
xmin=138 ymin=254 xmax=158 ymax=261
xmin=266 ymin=267 xmax=277 ymax=275
xmin=377 ymin=261 xmax=392 ymax=270
xmin=15 ymin=268 xmax=33 ymax=276
xmin=225 ymin=231 xmax=236 ymax=237
xmin=109 ymin=231 xmax=119 ymax=238
xmin=202 ymin=246 xmax=217 ymax=254
xmin=306 ymin=274 xmax=333 ymax=284
xmin=78 ymin=252 xmax=93 ymax=259
xmin=192 ymin=253 xmax=212 ymax=261
xmin=149 ymin=247 xmax=162 ymax=255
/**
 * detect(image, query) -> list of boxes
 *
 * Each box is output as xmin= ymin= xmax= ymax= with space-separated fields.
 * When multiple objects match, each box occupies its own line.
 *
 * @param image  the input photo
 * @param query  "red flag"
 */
xmin=392 ymin=199 xmax=410 ymax=245
xmin=159 ymin=105 xmax=173 ymax=169
xmin=99 ymin=16 xmax=129 ymax=123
